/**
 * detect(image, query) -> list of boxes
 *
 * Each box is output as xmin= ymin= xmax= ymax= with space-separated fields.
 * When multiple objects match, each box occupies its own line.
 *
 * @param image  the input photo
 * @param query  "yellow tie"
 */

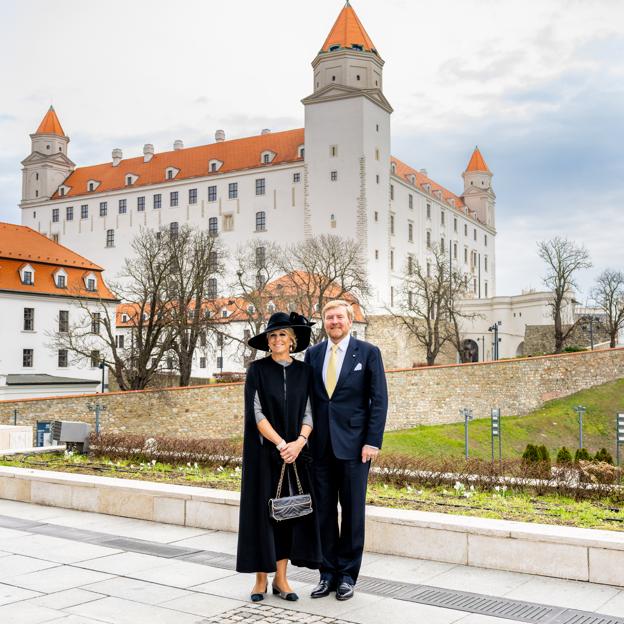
xmin=326 ymin=344 xmax=338 ymax=398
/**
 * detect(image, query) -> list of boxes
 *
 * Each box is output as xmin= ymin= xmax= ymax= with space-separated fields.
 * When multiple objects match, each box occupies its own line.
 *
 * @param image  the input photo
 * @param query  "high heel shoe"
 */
xmin=250 ymin=584 xmax=267 ymax=602
xmin=272 ymin=582 xmax=299 ymax=601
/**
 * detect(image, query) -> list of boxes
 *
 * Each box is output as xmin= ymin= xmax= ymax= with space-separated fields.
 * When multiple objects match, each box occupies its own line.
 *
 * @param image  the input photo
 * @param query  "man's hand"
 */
xmin=361 ymin=445 xmax=379 ymax=463
xmin=280 ymin=439 xmax=305 ymax=464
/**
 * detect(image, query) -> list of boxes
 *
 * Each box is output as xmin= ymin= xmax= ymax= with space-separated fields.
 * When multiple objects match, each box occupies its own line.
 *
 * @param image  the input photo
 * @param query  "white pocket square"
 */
xmin=354 ymin=363 xmax=363 ymax=371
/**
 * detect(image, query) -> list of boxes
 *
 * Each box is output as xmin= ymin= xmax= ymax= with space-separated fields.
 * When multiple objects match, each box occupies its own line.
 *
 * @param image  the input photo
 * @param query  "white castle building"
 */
xmin=18 ymin=2 xmax=496 ymax=320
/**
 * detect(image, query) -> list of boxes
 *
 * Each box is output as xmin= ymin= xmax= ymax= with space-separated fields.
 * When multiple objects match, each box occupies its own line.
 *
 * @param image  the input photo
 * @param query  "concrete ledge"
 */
xmin=1 ymin=466 xmax=623 ymax=587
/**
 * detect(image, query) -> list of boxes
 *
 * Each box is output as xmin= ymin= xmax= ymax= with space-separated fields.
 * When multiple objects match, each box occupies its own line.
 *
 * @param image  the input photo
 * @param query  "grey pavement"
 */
xmin=0 ymin=499 xmax=622 ymax=623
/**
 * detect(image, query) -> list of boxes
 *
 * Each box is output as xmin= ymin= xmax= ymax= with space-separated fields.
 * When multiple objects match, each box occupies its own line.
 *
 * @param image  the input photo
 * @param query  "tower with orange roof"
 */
xmin=21 ymin=106 xmax=75 ymax=205
xmin=302 ymin=1 xmax=393 ymax=307
xmin=461 ymin=146 xmax=495 ymax=228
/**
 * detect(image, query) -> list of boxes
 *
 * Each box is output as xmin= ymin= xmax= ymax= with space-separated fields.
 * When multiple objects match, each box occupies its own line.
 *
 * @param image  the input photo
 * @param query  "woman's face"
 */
xmin=267 ymin=329 xmax=293 ymax=357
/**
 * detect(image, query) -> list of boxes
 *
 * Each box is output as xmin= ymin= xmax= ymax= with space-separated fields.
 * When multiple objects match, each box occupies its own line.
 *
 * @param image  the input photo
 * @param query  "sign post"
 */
xmin=491 ymin=408 xmax=502 ymax=464
xmin=616 ymin=413 xmax=624 ymax=469
xmin=574 ymin=405 xmax=586 ymax=449
xmin=461 ymin=408 xmax=474 ymax=459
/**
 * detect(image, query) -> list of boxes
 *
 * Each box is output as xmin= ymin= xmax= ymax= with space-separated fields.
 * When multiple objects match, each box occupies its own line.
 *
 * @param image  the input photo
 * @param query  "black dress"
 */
xmin=236 ymin=356 xmax=322 ymax=573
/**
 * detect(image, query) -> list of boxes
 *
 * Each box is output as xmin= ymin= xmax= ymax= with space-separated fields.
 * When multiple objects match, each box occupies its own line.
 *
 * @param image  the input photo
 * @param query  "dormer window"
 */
xmin=125 ymin=173 xmax=139 ymax=186
xmin=329 ymin=45 xmax=340 ymax=52
xmin=54 ymin=269 xmax=68 ymax=289
xmin=390 ymin=162 xmax=396 ymax=174
xmin=121 ymin=313 xmax=129 ymax=323
xmin=298 ymin=145 xmax=305 ymax=158
xmin=433 ymin=189 xmax=442 ymax=200
xmin=165 ymin=167 xmax=180 ymax=180
xmin=423 ymin=183 xmax=431 ymax=193
xmin=352 ymin=44 xmax=363 ymax=51
xmin=221 ymin=308 xmax=228 ymax=318
xmin=408 ymin=174 xmax=416 ymax=184
xmin=58 ymin=185 xmax=70 ymax=197
xmin=87 ymin=180 xmax=100 ymax=192
xmin=209 ymin=159 xmax=223 ymax=173
xmin=84 ymin=272 xmax=97 ymax=292
xmin=260 ymin=150 xmax=276 ymax=165
xmin=20 ymin=264 xmax=35 ymax=285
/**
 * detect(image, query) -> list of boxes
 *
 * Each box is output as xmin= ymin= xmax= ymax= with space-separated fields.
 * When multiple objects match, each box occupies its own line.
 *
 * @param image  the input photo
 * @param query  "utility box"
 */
xmin=51 ymin=421 xmax=91 ymax=453
xmin=0 ymin=425 xmax=33 ymax=450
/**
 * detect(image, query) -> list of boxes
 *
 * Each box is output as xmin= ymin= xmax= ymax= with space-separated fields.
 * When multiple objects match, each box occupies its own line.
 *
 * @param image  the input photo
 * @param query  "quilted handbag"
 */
xmin=268 ymin=461 xmax=313 ymax=522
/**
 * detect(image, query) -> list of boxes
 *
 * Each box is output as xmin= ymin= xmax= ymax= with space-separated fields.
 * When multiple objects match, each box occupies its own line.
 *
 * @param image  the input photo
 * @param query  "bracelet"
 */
xmin=276 ymin=440 xmax=286 ymax=451
xmin=298 ymin=434 xmax=308 ymax=442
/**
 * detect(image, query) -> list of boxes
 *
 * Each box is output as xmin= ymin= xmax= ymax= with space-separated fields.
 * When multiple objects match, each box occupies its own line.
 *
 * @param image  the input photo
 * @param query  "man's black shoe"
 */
xmin=336 ymin=582 xmax=354 ymax=601
xmin=310 ymin=579 xmax=333 ymax=598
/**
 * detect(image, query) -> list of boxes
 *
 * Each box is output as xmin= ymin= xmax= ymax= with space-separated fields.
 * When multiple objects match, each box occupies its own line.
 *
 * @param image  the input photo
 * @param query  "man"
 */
xmin=304 ymin=299 xmax=388 ymax=601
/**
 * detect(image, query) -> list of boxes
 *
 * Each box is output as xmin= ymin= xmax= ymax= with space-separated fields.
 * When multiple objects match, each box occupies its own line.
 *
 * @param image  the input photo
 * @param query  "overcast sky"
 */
xmin=2 ymin=0 xmax=623 ymax=298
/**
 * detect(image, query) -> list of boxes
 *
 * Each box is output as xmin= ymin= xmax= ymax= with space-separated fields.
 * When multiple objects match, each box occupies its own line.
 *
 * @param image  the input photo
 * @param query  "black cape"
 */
xmin=236 ymin=356 xmax=322 ymax=573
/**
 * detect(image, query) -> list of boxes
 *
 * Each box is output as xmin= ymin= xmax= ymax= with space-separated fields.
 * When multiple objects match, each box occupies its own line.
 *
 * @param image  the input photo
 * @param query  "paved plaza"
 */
xmin=0 ymin=499 xmax=622 ymax=623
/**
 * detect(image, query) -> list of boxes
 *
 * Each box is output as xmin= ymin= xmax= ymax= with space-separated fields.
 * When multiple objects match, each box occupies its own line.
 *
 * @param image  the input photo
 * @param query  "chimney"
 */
xmin=143 ymin=143 xmax=154 ymax=163
xmin=173 ymin=139 xmax=184 ymax=151
xmin=112 ymin=148 xmax=123 ymax=167
xmin=261 ymin=128 xmax=271 ymax=135
xmin=419 ymin=168 xmax=427 ymax=176
xmin=215 ymin=129 xmax=225 ymax=143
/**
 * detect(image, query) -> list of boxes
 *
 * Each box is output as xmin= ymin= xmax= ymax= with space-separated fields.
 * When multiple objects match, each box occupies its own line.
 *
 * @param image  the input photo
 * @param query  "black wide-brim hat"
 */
xmin=248 ymin=311 xmax=315 ymax=353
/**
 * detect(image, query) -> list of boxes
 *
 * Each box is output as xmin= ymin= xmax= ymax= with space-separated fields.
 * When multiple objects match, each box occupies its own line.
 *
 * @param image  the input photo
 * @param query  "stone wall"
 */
xmin=524 ymin=322 xmax=610 ymax=356
xmin=365 ymin=315 xmax=456 ymax=369
xmin=1 ymin=348 xmax=623 ymax=441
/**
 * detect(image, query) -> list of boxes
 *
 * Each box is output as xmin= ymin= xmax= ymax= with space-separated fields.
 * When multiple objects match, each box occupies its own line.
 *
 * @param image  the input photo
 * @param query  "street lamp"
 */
xmin=574 ymin=405 xmax=586 ymax=449
xmin=98 ymin=361 xmax=105 ymax=393
xmin=460 ymin=407 xmax=473 ymax=459
xmin=488 ymin=322 xmax=502 ymax=360
xmin=86 ymin=400 xmax=106 ymax=435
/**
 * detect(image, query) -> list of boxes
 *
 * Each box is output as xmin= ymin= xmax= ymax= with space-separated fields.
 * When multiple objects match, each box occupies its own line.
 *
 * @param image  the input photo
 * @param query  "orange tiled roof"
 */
xmin=0 ymin=222 xmax=102 ymax=269
xmin=465 ymin=147 xmax=491 ymax=173
xmin=391 ymin=157 xmax=477 ymax=216
xmin=0 ymin=223 xmax=115 ymax=300
xmin=321 ymin=2 xmax=377 ymax=54
xmin=53 ymin=129 xmax=305 ymax=199
xmin=35 ymin=106 xmax=65 ymax=137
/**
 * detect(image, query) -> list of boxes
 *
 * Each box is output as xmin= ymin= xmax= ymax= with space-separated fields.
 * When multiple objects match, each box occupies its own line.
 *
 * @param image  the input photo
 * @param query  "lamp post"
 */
xmin=87 ymin=401 xmax=106 ymax=435
xmin=461 ymin=407 xmax=473 ymax=459
xmin=574 ymin=405 xmax=586 ymax=449
xmin=491 ymin=408 xmax=502 ymax=464
xmin=98 ymin=361 xmax=105 ymax=393
xmin=488 ymin=322 xmax=502 ymax=360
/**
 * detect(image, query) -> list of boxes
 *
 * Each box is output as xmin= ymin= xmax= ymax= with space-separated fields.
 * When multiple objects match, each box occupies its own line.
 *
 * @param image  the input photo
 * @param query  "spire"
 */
xmin=321 ymin=2 xmax=378 ymax=55
xmin=35 ymin=106 xmax=65 ymax=136
xmin=465 ymin=146 xmax=491 ymax=173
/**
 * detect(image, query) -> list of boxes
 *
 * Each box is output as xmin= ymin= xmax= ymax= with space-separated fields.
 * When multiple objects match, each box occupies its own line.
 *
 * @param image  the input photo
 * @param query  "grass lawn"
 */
xmin=383 ymin=378 xmax=624 ymax=460
xmin=1 ymin=452 xmax=622 ymax=531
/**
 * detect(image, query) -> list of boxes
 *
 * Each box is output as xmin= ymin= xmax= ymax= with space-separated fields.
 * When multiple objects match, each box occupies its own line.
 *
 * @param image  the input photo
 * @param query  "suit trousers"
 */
xmin=312 ymin=449 xmax=371 ymax=585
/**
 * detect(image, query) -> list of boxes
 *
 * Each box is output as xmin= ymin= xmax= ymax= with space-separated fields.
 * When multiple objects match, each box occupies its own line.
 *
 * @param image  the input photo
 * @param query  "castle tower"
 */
xmin=302 ymin=2 xmax=393 ymax=308
xmin=461 ymin=146 xmax=495 ymax=227
xmin=21 ymin=106 xmax=74 ymax=204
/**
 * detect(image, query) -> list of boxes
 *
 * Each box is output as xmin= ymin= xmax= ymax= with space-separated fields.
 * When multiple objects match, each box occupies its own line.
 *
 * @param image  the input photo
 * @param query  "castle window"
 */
xmin=35 ymin=191 xmax=38 ymax=197
xmin=58 ymin=349 xmax=68 ymax=368
xmin=153 ymin=194 xmax=162 ymax=209
xmin=390 ymin=185 xmax=394 ymax=200
xmin=208 ymin=217 xmax=218 ymax=236
xmin=208 ymin=185 xmax=217 ymax=202
xmin=52 ymin=208 xmax=59 ymax=222
xmin=473 ymin=228 xmax=477 ymax=241
xmin=464 ymin=247 xmax=468 ymax=263
xmin=376 ymin=124 xmax=379 ymax=132
xmin=59 ymin=310 xmax=69 ymax=333
xmin=223 ymin=214 xmax=234 ymax=231
xmin=170 ymin=222 xmax=179 ymax=237
xmin=56 ymin=274 xmax=66 ymax=288
xmin=87 ymin=277 xmax=96 ymax=291
xmin=484 ymin=234 xmax=488 ymax=247
xmin=329 ymin=45 xmax=340 ymax=52
xmin=441 ymin=210 xmax=445 ymax=226
xmin=46 ymin=145 xmax=50 ymax=150
xmin=484 ymin=256 xmax=488 ymax=272
xmin=332 ymin=75 xmax=336 ymax=81
xmin=255 ymin=211 xmax=266 ymax=232
xmin=118 ymin=199 xmax=127 ymax=214
xmin=375 ymin=149 xmax=380 ymax=161
xmin=23 ymin=308 xmax=35 ymax=331
xmin=88 ymin=182 xmax=94 ymax=191
xmin=263 ymin=153 xmax=270 ymax=164
xmin=23 ymin=349 xmax=33 ymax=368
xmin=298 ymin=145 xmax=305 ymax=158
xmin=453 ymin=242 xmax=458 ymax=259
xmin=330 ymin=145 xmax=338 ymax=157
xmin=59 ymin=187 xmax=64 ymax=197
xmin=255 ymin=178 xmax=266 ymax=195
xmin=211 ymin=163 xmax=217 ymax=172
xmin=426 ymin=262 xmax=431 ymax=278
xmin=66 ymin=206 xmax=73 ymax=221
xmin=207 ymin=278 xmax=217 ymax=299
xmin=170 ymin=191 xmax=178 ymax=207
xmin=426 ymin=203 xmax=431 ymax=219
xmin=485 ymin=282 xmax=488 ymax=297
xmin=352 ymin=44 xmax=363 ymax=51
xmin=374 ymin=211 xmax=378 ymax=222
xmin=454 ymin=218 xmax=458 ymax=232
xmin=293 ymin=173 xmax=301 ymax=183
xmin=189 ymin=188 xmax=197 ymax=204
xmin=408 ymin=222 xmax=413 ymax=242
xmin=375 ymin=250 xmax=379 ymax=259
xmin=356 ymin=75 xmax=361 ymax=81
xmin=408 ymin=255 xmax=413 ymax=275
xmin=22 ymin=269 xmax=33 ymax=285
xmin=126 ymin=176 xmax=133 ymax=186
xmin=390 ymin=250 xmax=394 ymax=270
xmin=426 ymin=231 xmax=431 ymax=249
xmin=137 ymin=196 xmax=145 ymax=212
xmin=464 ymin=223 xmax=468 ymax=236
xmin=106 ymin=229 xmax=115 ymax=247
xmin=390 ymin=214 xmax=395 ymax=235
xmin=441 ymin=237 xmax=445 ymax=253
xmin=330 ymin=171 xmax=337 ymax=182
xmin=409 ymin=194 xmax=413 ymax=209
xmin=391 ymin=162 xmax=396 ymax=174
xmin=99 ymin=202 xmax=107 ymax=217
xmin=167 ymin=169 xmax=173 ymax=179
xmin=376 ymin=175 xmax=379 ymax=184
xmin=81 ymin=205 xmax=88 ymax=219
xmin=229 ymin=182 xmax=238 ymax=199
xmin=36 ymin=173 xmax=39 ymax=181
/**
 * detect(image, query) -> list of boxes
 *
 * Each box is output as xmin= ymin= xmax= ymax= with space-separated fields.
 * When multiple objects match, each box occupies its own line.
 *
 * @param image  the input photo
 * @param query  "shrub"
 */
xmin=563 ymin=345 xmax=587 ymax=353
xmin=556 ymin=446 xmax=573 ymax=464
xmin=574 ymin=448 xmax=592 ymax=463
xmin=594 ymin=448 xmax=614 ymax=464
xmin=537 ymin=445 xmax=551 ymax=463
xmin=522 ymin=444 xmax=540 ymax=463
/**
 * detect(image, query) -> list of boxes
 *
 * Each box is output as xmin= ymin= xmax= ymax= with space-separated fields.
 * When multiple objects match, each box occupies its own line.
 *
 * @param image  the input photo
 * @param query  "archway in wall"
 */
xmin=516 ymin=341 xmax=525 ymax=357
xmin=462 ymin=339 xmax=479 ymax=362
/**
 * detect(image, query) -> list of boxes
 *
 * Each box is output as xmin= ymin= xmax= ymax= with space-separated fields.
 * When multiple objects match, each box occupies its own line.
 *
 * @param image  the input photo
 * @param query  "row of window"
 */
xmin=21 ymin=348 xmax=102 ymax=369
xmin=21 ymin=308 xmax=102 ymax=333
xmin=20 ymin=267 xmax=96 ymax=291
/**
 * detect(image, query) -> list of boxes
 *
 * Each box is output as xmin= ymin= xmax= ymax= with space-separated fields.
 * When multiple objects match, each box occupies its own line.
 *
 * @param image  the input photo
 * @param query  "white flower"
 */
xmin=502 ymin=485 xmax=508 ymax=492
xmin=454 ymin=481 xmax=465 ymax=491
xmin=187 ymin=462 xmax=191 ymax=468
xmin=217 ymin=466 xmax=224 ymax=472
xmin=494 ymin=486 xmax=500 ymax=492
xmin=151 ymin=459 xmax=156 ymax=466
xmin=469 ymin=485 xmax=475 ymax=491
xmin=194 ymin=462 xmax=199 ymax=469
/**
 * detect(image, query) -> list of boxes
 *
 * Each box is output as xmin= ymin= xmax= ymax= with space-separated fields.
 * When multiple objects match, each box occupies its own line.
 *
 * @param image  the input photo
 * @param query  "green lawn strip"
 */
xmin=384 ymin=378 xmax=624 ymax=460
xmin=1 ymin=453 xmax=623 ymax=531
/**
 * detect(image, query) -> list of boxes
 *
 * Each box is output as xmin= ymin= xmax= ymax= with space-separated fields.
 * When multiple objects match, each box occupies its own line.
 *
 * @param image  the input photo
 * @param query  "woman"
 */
xmin=236 ymin=311 xmax=322 ymax=602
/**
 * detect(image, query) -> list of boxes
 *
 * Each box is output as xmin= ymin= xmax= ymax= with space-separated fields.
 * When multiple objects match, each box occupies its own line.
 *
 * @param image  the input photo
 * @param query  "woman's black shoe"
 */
xmin=250 ymin=584 xmax=267 ymax=602
xmin=272 ymin=583 xmax=299 ymax=601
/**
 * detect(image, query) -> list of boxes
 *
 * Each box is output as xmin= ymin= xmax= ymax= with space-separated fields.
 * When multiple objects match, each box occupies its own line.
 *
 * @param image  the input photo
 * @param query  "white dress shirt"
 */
xmin=322 ymin=333 xmax=352 ymax=387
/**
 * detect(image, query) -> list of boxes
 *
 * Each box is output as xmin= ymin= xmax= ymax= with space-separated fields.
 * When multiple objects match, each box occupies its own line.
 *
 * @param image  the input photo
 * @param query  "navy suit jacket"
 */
xmin=304 ymin=336 xmax=388 ymax=461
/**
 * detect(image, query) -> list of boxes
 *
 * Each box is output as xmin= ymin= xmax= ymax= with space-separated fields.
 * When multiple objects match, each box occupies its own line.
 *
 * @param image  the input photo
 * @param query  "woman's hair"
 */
xmin=268 ymin=327 xmax=297 ymax=351
xmin=322 ymin=299 xmax=354 ymax=322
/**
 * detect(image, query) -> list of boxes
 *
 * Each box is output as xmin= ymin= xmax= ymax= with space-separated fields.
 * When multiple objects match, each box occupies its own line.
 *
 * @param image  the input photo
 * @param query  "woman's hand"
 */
xmin=280 ymin=438 xmax=305 ymax=463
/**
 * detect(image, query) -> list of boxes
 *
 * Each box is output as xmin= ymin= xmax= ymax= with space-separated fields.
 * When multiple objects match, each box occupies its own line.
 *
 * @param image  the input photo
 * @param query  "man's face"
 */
xmin=323 ymin=306 xmax=352 ymax=343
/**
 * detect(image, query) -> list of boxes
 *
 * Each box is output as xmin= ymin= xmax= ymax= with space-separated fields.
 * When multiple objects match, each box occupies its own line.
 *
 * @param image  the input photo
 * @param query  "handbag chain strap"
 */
xmin=275 ymin=461 xmax=304 ymax=498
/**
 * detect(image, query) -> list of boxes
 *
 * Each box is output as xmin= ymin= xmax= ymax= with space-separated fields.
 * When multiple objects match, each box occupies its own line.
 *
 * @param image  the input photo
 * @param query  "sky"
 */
xmin=1 ymin=0 xmax=623 ymax=299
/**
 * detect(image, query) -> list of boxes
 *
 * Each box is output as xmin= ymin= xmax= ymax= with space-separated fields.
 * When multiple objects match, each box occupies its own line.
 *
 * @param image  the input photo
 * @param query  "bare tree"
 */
xmin=537 ymin=237 xmax=592 ymax=353
xmin=394 ymin=245 xmax=472 ymax=366
xmin=226 ymin=240 xmax=285 ymax=365
xmin=279 ymin=234 xmax=370 ymax=343
xmin=52 ymin=228 xmax=175 ymax=390
xmin=164 ymin=226 xmax=226 ymax=386
xmin=591 ymin=269 xmax=624 ymax=348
